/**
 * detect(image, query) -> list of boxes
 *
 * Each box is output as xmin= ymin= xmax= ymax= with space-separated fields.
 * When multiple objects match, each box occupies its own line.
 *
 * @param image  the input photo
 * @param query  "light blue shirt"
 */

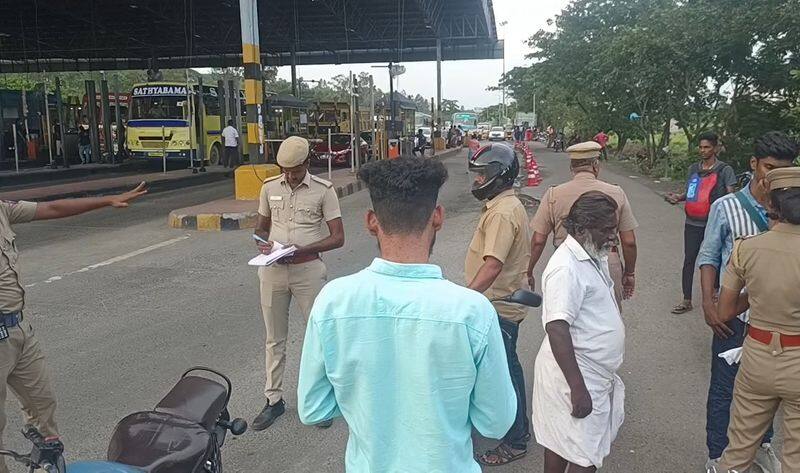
xmin=698 ymin=185 xmax=767 ymax=271
xmin=297 ymin=258 xmax=517 ymax=473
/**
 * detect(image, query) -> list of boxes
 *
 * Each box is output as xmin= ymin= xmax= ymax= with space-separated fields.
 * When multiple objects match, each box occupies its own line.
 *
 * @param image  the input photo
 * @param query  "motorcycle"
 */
xmin=0 ymin=367 xmax=247 ymax=473
xmin=553 ymin=135 xmax=566 ymax=152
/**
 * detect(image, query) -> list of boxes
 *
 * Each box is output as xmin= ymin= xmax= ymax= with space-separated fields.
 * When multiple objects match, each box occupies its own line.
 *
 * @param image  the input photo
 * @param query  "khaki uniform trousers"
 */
xmin=608 ymin=250 xmax=624 ymax=311
xmin=258 ymin=259 xmax=327 ymax=404
xmin=0 ymin=321 xmax=58 ymax=473
xmin=720 ymin=335 xmax=800 ymax=472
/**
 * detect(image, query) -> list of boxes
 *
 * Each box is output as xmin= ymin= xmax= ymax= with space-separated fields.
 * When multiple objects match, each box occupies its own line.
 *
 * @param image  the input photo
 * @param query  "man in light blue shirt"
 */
xmin=297 ymin=157 xmax=517 ymax=472
xmin=697 ymin=131 xmax=798 ymax=473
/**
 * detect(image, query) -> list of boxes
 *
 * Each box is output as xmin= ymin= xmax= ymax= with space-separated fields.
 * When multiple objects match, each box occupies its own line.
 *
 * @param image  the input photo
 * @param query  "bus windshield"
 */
xmin=130 ymin=96 xmax=186 ymax=120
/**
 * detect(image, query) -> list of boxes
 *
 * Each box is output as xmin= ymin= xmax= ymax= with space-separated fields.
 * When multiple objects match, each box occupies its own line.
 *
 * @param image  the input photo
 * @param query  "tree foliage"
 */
xmin=506 ymin=0 xmax=800 ymax=172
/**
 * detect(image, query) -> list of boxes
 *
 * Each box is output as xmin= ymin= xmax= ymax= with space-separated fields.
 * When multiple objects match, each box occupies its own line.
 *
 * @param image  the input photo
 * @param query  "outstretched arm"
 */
xmin=34 ymin=182 xmax=147 ymax=220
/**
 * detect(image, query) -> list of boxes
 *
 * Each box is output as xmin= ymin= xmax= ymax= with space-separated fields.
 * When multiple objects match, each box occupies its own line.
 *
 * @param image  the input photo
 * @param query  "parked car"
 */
xmin=489 ymin=126 xmax=505 ymax=141
xmin=310 ymin=133 xmax=369 ymax=167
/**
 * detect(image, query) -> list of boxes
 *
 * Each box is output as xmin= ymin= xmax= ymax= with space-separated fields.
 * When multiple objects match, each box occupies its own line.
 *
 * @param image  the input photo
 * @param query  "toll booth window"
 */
xmin=130 ymin=96 xmax=185 ymax=120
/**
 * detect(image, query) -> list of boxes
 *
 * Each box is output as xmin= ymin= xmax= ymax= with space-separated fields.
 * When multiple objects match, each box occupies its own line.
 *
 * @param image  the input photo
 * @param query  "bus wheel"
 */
xmin=209 ymin=143 xmax=222 ymax=166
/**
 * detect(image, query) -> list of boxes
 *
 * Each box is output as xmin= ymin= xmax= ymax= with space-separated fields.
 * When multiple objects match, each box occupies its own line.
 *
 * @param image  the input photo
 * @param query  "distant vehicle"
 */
xmin=505 ymin=126 xmax=514 ymax=141
xmin=489 ymin=126 xmax=505 ymax=141
xmin=452 ymin=112 xmax=479 ymax=132
xmin=310 ymin=133 xmax=368 ymax=167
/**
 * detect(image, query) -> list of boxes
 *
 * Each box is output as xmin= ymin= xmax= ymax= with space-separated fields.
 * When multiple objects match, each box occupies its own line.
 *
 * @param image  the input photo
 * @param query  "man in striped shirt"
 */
xmin=698 ymin=131 xmax=799 ymax=473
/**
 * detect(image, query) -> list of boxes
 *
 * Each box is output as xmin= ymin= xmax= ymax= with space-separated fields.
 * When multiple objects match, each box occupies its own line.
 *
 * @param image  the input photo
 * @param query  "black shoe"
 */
xmin=316 ymin=419 xmax=333 ymax=429
xmin=252 ymin=399 xmax=285 ymax=431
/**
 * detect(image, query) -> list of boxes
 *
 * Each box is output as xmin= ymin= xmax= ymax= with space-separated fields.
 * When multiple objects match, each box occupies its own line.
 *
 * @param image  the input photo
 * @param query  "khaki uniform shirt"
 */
xmin=0 ymin=200 xmax=38 ymax=313
xmin=531 ymin=172 xmax=638 ymax=246
xmin=465 ymin=190 xmax=531 ymax=322
xmin=258 ymin=172 xmax=342 ymax=247
xmin=722 ymin=223 xmax=800 ymax=335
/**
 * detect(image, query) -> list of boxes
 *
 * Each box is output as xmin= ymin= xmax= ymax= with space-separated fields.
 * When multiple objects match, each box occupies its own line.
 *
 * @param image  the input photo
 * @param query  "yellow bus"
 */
xmin=126 ymin=82 xmax=245 ymax=166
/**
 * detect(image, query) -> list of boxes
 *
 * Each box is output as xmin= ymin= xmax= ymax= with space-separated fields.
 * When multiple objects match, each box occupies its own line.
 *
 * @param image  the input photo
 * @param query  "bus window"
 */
xmin=204 ymin=92 xmax=220 ymax=116
xmin=130 ymin=96 xmax=185 ymax=120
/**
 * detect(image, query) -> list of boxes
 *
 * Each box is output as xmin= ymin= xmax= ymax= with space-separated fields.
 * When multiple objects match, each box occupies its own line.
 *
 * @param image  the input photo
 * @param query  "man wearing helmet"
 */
xmin=465 ymin=143 xmax=532 ymax=466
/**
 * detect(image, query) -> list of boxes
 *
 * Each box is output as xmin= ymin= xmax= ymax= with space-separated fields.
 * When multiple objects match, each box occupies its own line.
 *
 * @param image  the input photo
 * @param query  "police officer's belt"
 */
xmin=749 ymin=325 xmax=800 ymax=348
xmin=0 ymin=312 xmax=22 ymax=327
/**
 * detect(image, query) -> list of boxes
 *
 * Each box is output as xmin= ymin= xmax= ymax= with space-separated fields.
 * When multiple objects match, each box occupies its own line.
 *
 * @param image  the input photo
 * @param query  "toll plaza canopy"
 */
xmin=0 ymin=0 xmax=503 ymax=73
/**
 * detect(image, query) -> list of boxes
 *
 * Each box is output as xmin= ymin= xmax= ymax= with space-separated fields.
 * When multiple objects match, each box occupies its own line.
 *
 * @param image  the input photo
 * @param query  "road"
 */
xmin=3 ymin=143 xmax=768 ymax=472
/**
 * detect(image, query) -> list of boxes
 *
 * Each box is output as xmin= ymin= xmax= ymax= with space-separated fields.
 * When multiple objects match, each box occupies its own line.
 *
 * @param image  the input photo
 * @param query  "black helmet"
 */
xmin=469 ymin=143 xmax=520 ymax=200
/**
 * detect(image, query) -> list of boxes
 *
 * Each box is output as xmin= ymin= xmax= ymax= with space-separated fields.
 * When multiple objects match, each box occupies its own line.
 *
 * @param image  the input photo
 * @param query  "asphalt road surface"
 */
xmin=3 ymin=144 xmax=770 ymax=472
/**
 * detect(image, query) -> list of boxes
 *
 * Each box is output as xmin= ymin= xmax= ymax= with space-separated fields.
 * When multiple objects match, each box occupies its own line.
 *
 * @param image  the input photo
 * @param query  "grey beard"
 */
xmin=582 ymin=233 xmax=612 ymax=260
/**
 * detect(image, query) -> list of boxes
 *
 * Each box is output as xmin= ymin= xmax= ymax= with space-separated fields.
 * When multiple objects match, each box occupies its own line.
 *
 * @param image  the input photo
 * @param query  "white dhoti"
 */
xmin=532 ymin=349 xmax=625 ymax=469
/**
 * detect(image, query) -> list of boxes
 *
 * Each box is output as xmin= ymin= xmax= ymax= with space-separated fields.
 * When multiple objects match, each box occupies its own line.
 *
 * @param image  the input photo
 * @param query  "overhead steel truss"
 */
xmin=0 ymin=0 xmax=502 ymax=73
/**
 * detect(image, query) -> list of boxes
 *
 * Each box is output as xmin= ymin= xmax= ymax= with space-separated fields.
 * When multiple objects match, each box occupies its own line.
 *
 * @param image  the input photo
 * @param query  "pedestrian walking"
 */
xmin=252 ymin=136 xmax=345 ymax=431
xmin=698 ymin=131 xmax=797 ymax=473
xmin=714 ymin=167 xmax=800 ymax=473
xmin=78 ymin=125 xmax=91 ymax=164
xmin=528 ymin=141 xmax=638 ymax=309
xmin=297 ymin=157 xmax=516 ymax=472
xmin=465 ymin=144 xmax=532 ymax=466
xmin=532 ymin=191 xmax=625 ymax=472
xmin=221 ymin=119 xmax=240 ymax=176
xmin=666 ymin=131 xmax=736 ymax=314
xmin=0 ymin=183 xmax=147 ymax=473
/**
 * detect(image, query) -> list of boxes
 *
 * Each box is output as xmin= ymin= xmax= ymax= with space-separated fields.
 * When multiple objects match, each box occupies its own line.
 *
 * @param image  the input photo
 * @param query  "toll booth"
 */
xmin=376 ymin=92 xmax=417 ymax=157
xmin=263 ymin=94 xmax=310 ymax=161
xmin=307 ymin=101 xmax=351 ymax=137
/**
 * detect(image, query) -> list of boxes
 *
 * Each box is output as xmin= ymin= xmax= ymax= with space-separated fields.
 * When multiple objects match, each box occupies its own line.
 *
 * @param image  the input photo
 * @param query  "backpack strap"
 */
xmin=734 ymin=190 xmax=769 ymax=233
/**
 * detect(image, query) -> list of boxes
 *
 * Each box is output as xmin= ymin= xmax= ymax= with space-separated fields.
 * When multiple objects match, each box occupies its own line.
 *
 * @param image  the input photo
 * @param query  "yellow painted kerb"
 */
xmin=197 ymin=214 xmax=221 ymax=231
xmin=235 ymin=164 xmax=281 ymax=200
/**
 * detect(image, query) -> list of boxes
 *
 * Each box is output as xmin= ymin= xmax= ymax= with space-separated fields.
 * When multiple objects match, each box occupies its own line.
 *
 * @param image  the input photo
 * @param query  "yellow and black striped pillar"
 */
xmin=239 ymin=0 xmax=264 ymax=162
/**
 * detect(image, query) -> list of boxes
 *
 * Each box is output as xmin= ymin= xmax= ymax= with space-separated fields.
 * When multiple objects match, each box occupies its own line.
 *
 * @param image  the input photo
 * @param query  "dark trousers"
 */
xmin=681 ymin=223 xmax=706 ymax=300
xmin=499 ymin=317 xmax=530 ymax=449
xmin=706 ymin=318 xmax=773 ymax=459
xmin=224 ymin=146 xmax=240 ymax=169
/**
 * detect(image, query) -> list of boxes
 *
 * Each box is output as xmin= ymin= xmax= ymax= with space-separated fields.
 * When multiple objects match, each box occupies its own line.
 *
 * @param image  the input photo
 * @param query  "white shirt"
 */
xmin=222 ymin=125 xmax=239 ymax=147
xmin=540 ymin=235 xmax=625 ymax=373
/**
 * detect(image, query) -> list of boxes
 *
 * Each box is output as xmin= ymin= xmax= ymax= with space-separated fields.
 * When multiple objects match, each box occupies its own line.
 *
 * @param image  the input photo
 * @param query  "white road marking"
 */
xmin=25 ymin=235 xmax=190 ymax=288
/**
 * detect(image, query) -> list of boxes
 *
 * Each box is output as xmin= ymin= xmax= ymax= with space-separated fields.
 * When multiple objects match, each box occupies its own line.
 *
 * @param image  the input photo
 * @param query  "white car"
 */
xmin=489 ymin=126 xmax=505 ymax=141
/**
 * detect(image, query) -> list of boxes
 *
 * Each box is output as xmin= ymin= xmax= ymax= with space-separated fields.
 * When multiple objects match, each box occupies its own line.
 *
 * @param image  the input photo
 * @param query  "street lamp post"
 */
xmin=499 ymin=20 xmax=508 ymax=126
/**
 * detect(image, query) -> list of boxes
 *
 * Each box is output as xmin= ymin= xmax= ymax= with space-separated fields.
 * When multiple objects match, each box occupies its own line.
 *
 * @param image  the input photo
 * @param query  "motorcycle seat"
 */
xmin=154 ymin=375 xmax=227 ymax=430
xmin=108 ymin=411 xmax=210 ymax=473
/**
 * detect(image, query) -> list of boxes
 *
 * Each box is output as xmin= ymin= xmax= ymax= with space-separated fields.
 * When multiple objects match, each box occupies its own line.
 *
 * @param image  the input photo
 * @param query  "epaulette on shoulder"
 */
xmin=263 ymin=174 xmax=282 ymax=184
xmin=309 ymin=174 xmax=334 ymax=188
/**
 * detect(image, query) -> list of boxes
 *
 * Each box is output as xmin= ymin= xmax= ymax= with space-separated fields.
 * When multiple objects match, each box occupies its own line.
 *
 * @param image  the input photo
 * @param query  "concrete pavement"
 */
xmin=1 ymin=144 xmax=768 ymax=471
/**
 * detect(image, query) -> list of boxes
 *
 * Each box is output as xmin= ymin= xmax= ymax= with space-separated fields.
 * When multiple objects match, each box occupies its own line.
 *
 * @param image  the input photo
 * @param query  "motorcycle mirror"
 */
xmin=494 ymin=289 xmax=542 ymax=308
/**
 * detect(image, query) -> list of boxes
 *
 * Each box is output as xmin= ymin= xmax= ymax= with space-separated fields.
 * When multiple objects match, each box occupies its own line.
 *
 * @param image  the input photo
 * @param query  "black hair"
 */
xmin=564 ymin=191 xmax=618 ymax=236
xmin=698 ymin=131 xmax=719 ymax=146
xmin=770 ymin=187 xmax=800 ymax=225
xmin=358 ymin=157 xmax=448 ymax=234
xmin=754 ymin=131 xmax=799 ymax=163
xmin=570 ymin=157 xmax=598 ymax=169
xmin=227 ymin=119 xmax=235 ymax=126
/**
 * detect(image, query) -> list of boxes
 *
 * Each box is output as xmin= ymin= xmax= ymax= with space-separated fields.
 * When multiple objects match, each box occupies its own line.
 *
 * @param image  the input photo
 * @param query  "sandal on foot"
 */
xmin=671 ymin=300 xmax=693 ymax=314
xmin=475 ymin=443 xmax=527 ymax=467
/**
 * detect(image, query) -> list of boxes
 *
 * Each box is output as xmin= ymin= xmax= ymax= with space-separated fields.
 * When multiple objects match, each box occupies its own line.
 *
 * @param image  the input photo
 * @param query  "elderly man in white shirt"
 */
xmin=533 ymin=190 xmax=626 ymax=472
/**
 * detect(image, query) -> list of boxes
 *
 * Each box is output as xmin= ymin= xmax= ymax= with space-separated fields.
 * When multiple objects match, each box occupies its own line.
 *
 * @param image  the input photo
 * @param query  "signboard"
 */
xmin=132 ymin=85 xmax=188 ymax=97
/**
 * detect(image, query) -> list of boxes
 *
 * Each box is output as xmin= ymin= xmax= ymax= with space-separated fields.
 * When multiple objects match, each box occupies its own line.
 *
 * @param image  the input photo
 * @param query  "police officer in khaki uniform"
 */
xmin=252 ymin=136 xmax=344 ymax=431
xmin=528 ymin=141 xmax=638 ymax=308
xmin=0 ymin=183 xmax=146 ymax=473
xmin=465 ymin=144 xmax=532 ymax=466
xmin=716 ymin=167 xmax=800 ymax=472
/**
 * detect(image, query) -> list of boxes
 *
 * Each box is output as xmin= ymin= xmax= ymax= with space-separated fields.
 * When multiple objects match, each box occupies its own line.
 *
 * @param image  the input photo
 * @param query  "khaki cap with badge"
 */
xmin=566 ymin=141 xmax=603 ymax=160
xmin=277 ymin=136 xmax=310 ymax=168
xmin=766 ymin=167 xmax=800 ymax=191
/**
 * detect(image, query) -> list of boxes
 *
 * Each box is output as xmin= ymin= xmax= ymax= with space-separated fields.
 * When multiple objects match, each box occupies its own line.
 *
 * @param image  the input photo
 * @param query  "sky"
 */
xmin=275 ymin=0 xmax=570 ymax=110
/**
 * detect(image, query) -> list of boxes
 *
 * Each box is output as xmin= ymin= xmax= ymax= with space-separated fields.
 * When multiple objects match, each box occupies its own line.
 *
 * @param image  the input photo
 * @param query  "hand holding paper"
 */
xmin=249 ymin=240 xmax=297 ymax=266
